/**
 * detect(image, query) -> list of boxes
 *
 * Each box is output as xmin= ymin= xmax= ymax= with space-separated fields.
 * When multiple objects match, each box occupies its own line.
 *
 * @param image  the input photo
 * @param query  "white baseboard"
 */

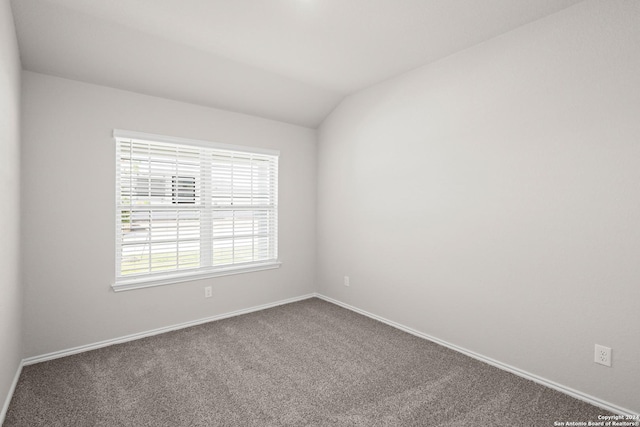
xmin=23 ymin=293 xmax=316 ymax=366
xmin=1 ymin=361 xmax=23 ymax=425
xmin=314 ymin=293 xmax=638 ymax=418
xmin=15 ymin=292 xmax=638 ymax=418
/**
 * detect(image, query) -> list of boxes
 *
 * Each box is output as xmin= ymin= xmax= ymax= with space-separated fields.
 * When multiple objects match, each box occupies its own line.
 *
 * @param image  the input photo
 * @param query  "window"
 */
xmin=114 ymin=130 xmax=279 ymax=291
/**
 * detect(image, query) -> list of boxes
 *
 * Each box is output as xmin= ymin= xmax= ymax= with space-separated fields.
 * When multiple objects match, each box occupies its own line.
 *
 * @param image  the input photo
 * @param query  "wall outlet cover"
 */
xmin=594 ymin=344 xmax=611 ymax=367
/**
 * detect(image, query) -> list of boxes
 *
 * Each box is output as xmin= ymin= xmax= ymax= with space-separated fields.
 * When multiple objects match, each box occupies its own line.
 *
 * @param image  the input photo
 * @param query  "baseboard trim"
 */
xmin=16 ymin=292 xmax=638 ymax=417
xmin=23 ymin=293 xmax=316 ymax=366
xmin=1 ymin=361 xmax=23 ymax=425
xmin=314 ymin=293 xmax=638 ymax=417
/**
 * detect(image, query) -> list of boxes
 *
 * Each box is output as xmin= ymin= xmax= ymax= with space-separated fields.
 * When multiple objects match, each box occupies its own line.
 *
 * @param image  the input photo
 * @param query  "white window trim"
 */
xmin=113 ymin=129 xmax=280 ymax=157
xmin=113 ymin=261 xmax=282 ymax=292
xmin=112 ymin=129 xmax=280 ymax=292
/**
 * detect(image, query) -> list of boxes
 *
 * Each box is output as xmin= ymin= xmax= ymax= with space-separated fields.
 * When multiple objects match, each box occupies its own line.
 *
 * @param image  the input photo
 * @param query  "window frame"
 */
xmin=112 ymin=129 xmax=280 ymax=292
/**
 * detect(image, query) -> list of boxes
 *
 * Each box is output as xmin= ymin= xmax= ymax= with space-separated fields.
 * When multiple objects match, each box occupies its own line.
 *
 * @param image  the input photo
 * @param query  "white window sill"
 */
xmin=112 ymin=261 xmax=282 ymax=292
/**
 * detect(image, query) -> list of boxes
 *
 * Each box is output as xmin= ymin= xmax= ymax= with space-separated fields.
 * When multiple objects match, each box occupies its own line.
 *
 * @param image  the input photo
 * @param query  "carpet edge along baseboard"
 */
xmin=13 ymin=292 xmax=638 ymax=418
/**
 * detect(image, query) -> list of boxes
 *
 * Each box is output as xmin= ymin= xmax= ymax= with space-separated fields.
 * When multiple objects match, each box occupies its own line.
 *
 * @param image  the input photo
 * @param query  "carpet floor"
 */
xmin=4 ymin=298 xmax=610 ymax=426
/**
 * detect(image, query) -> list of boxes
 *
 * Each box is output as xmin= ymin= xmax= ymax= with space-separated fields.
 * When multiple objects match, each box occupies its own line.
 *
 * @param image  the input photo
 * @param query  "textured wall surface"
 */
xmin=0 ymin=0 xmax=22 ymax=419
xmin=21 ymin=71 xmax=317 ymax=358
xmin=317 ymin=0 xmax=640 ymax=413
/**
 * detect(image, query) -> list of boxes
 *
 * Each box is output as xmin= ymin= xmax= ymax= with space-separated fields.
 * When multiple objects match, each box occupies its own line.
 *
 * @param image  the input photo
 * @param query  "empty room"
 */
xmin=1 ymin=0 xmax=638 ymax=425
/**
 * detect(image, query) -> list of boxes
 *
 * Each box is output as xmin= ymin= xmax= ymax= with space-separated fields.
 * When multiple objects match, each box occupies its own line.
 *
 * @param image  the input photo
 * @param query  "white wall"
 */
xmin=318 ymin=0 xmax=640 ymax=413
xmin=0 ymin=0 xmax=22 ymax=417
xmin=21 ymin=71 xmax=317 ymax=358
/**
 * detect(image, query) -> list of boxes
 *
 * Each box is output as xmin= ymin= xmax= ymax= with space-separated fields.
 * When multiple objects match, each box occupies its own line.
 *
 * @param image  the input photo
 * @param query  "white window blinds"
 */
xmin=114 ymin=130 xmax=279 ymax=290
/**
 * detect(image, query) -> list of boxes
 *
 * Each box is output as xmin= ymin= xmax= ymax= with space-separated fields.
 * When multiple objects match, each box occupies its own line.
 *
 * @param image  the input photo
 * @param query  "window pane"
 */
xmin=212 ymin=239 xmax=234 ymax=266
xmin=116 ymin=134 xmax=278 ymax=283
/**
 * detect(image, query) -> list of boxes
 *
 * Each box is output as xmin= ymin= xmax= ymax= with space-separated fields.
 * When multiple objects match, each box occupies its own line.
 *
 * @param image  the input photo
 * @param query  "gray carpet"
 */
xmin=4 ymin=298 xmax=610 ymax=426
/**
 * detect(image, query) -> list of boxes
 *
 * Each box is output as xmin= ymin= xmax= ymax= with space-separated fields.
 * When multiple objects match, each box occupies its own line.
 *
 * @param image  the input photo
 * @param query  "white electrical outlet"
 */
xmin=204 ymin=286 xmax=212 ymax=298
xmin=594 ymin=344 xmax=612 ymax=367
xmin=344 ymin=276 xmax=350 ymax=287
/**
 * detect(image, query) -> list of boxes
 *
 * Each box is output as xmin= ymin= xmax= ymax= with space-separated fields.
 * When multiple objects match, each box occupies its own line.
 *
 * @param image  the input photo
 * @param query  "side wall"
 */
xmin=0 ymin=0 xmax=22 ymax=419
xmin=0 ymin=0 xmax=22 ymax=423
xmin=317 ymin=0 xmax=640 ymax=412
xmin=21 ymin=71 xmax=317 ymax=357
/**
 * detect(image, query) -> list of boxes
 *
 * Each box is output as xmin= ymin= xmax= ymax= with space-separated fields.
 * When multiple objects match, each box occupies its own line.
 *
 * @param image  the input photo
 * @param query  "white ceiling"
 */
xmin=10 ymin=0 xmax=583 ymax=128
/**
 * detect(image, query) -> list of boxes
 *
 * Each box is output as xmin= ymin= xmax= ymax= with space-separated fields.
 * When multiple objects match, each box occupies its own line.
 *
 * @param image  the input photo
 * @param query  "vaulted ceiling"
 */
xmin=10 ymin=0 xmax=583 ymax=128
